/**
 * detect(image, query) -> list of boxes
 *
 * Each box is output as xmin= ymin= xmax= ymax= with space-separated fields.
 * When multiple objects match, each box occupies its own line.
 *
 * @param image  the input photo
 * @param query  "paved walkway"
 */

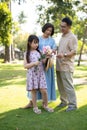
xmin=74 ymin=78 xmax=87 ymax=85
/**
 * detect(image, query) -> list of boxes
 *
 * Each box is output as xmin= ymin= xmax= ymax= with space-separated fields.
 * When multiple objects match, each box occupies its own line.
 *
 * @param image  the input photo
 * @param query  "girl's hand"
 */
xmin=34 ymin=61 xmax=40 ymax=66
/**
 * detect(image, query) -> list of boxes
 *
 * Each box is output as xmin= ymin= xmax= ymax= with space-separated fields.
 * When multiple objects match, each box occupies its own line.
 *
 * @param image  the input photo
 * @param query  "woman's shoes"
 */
xmin=33 ymin=107 xmax=41 ymax=114
xmin=22 ymin=101 xmax=33 ymax=109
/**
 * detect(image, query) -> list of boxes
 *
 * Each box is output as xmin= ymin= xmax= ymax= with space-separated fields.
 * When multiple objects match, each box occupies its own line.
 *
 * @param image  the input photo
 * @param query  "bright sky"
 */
xmin=12 ymin=0 xmax=47 ymax=35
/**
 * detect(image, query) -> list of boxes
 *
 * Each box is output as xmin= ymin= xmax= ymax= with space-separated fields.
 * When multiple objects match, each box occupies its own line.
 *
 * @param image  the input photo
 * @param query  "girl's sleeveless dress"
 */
xmin=26 ymin=50 xmax=47 ymax=91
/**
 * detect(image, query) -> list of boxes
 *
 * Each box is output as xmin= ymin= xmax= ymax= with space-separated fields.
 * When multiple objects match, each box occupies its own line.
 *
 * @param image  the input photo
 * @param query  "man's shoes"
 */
xmin=57 ymin=103 xmax=67 ymax=107
xmin=66 ymin=107 xmax=77 ymax=112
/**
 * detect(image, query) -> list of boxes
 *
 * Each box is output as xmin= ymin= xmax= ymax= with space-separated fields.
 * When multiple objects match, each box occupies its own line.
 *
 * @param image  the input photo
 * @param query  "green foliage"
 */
xmin=0 ymin=0 xmax=10 ymax=3
xmin=18 ymin=11 xmax=27 ymax=24
xmin=37 ymin=0 xmax=87 ymax=55
xmin=12 ymin=21 xmax=20 ymax=35
xmin=37 ymin=0 xmax=87 ymax=36
xmin=0 ymin=2 xmax=12 ymax=46
xmin=13 ymin=33 xmax=29 ymax=51
xmin=77 ymin=40 xmax=83 ymax=53
xmin=0 ymin=0 xmax=26 ymax=4
xmin=37 ymin=0 xmax=80 ymax=31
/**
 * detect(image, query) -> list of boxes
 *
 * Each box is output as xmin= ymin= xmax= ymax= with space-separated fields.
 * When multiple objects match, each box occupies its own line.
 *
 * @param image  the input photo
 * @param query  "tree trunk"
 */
xmin=77 ymin=25 xmax=87 ymax=66
xmin=77 ymin=40 xmax=85 ymax=66
xmin=4 ymin=44 xmax=11 ymax=63
xmin=11 ymin=43 xmax=15 ymax=60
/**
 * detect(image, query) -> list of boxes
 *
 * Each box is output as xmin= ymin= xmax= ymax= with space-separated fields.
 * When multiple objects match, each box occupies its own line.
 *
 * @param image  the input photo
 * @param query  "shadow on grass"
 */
xmin=0 ymin=69 xmax=25 ymax=79
xmin=0 ymin=78 xmax=26 ymax=87
xmin=0 ymin=63 xmax=23 ymax=70
xmin=0 ymin=104 xmax=87 ymax=130
xmin=0 ymin=69 xmax=26 ymax=88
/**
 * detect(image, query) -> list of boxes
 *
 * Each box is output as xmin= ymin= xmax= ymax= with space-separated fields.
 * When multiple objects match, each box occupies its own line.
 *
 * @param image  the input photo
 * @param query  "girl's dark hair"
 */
xmin=42 ymin=23 xmax=54 ymax=36
xmin=26 ymin=35 xmax=40 ymax=63
xmin=62 ymin=17 xmax=72 ymax=26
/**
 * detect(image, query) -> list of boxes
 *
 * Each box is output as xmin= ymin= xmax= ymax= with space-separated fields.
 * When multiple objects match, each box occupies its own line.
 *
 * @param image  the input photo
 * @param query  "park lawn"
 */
xmin=0 ymin=61 xmax=87 ymax=130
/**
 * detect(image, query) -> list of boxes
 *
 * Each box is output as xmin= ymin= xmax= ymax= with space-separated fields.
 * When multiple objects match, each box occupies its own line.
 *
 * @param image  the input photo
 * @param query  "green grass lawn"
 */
xmin=0 ymin=61 xmax=87 ymax=130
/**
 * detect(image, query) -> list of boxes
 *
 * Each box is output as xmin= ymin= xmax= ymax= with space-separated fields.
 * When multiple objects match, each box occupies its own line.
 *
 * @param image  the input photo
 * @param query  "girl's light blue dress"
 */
xmin=38 ymin=36 xmax=56 ymax=101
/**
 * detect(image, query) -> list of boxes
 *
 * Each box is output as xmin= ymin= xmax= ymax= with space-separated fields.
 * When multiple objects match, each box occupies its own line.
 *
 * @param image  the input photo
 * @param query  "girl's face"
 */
xmin=44 ymin=27 xmax=52 ymax=37
xmin=30 ymin=39 xmax=39 ymax=50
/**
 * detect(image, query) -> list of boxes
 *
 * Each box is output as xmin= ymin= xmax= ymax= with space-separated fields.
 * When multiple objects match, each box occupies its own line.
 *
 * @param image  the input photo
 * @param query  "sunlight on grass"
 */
xmin=0 ymin=85 xmax=27 ymax=113
xmin=0 ymin=61 xmax=87 ymax=130
xmin=76 ymin=85 xmax=87 ymax=107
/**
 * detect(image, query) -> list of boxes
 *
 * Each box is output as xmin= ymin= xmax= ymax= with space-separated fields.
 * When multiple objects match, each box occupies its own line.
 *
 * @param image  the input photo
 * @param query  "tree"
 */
xmin=37 ymin=0 xmax=80 ymax=33
xmin=0 ymin=0 xmax=26 ymax=62
xmin=13 ymin=32 xmax=29 ymax=52
xmin=76 ymin=2 xmax=87 ymax=65
xmin=18 ymin=11 xmax=27 ymax=24
xmin=0 ymin=2 xmax=12 ymax=62
xmin=37 ymin=0 xmax=87 ymax=65
xmin=0 ymin=0 xmax=26 ymax=4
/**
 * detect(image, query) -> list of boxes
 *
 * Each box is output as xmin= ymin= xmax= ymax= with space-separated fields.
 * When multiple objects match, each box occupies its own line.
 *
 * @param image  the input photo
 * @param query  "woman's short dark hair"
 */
xmin=62 ymin=17 xmax=72 ymax=26
xmin=42 ymin=23 xmax=54 ymax=36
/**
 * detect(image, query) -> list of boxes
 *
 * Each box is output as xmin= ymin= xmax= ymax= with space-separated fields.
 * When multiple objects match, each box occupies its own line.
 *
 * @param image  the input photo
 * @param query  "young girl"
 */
xmin=24 ymin=35 xmax=54 ymax=114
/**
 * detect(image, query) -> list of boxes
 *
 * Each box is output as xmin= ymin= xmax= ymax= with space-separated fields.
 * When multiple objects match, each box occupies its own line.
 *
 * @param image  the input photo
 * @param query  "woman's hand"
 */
xmin=46 ymin=54 xmax=51 ymax=59
xmin=52 ymin=49 xmax=57 ymax=54
xmin=42 ymin=58 xmax=47 ymax=63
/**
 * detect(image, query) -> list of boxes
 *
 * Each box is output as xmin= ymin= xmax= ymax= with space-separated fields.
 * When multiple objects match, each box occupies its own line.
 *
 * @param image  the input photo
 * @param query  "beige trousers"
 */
xmin=56 ymin=71 xmax=77 ymax=108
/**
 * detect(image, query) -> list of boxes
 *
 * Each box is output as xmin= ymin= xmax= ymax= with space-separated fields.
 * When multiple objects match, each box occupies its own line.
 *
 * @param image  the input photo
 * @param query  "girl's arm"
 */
xmin=24 ymin=53 xmax=39 ymax=69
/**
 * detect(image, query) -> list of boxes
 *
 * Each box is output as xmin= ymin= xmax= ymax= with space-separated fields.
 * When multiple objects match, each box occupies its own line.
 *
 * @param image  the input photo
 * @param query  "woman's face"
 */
xmin=44 ymin=27 xmax=52 ymax=37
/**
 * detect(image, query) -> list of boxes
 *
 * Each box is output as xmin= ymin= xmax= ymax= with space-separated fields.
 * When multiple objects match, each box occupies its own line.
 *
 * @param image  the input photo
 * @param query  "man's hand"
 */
xmin=57 ymin=53 xmax=64 ymax=58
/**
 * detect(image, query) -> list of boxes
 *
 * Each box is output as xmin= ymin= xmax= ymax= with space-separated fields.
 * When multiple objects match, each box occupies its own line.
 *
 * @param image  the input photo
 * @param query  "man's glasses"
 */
xmin=60 ymin=25 xmax=67 ymax=28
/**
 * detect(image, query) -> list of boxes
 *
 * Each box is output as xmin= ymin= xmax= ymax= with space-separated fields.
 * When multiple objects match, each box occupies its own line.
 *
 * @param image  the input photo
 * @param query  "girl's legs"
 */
xmin=40 ymin=88 xmax=48 ymax=107
xmin=31 ymin=90 xmax=37 ymax=108
xmin=31 ymin=89 xmax=41 ymax=114
xmin=40 ymin=88 xmax=54 ymax=112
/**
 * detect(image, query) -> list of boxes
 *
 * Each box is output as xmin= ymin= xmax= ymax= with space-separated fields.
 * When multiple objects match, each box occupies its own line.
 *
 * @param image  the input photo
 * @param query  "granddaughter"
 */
xmin=24 ymin=35 xmax=54 ymax=114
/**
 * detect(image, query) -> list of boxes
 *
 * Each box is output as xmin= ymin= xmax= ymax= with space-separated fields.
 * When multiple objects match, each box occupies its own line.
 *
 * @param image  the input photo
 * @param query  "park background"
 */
xmin=0 ymin=0 xmax=87 ymax=130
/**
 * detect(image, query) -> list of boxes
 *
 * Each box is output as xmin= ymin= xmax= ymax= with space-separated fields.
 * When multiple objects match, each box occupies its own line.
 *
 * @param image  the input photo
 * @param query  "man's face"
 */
xmin=60 ymin=22 xmax=70 ymax=34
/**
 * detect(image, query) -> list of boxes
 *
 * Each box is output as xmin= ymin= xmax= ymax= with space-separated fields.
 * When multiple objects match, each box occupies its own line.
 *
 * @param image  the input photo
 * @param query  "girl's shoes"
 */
xmin=43 ymin=106 xmax=54 ymax=113
xmin=33 ymin=107 xmax=41 ymax=114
